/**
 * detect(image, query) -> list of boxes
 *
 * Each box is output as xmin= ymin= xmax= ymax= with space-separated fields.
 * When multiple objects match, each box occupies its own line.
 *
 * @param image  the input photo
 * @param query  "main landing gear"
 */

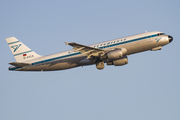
xmin=96 ymin=60 xmax=105 ymax=70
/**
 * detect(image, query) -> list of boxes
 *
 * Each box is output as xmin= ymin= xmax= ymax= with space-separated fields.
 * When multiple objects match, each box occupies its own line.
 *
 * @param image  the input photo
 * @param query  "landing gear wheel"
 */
xmin=96 ymin=61 xmax=105 ymax=70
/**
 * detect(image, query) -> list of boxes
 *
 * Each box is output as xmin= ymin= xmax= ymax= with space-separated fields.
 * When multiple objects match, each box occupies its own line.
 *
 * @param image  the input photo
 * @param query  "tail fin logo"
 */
xmin=11 ymin=44 xmax=22 ymax=52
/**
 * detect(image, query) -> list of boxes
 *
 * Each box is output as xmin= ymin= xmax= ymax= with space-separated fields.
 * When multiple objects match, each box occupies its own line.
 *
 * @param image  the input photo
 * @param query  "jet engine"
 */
xmin=106 ymin=48 xmax=127 ymax=60
xmin=107 ymin=56 xmax=128 ymax=66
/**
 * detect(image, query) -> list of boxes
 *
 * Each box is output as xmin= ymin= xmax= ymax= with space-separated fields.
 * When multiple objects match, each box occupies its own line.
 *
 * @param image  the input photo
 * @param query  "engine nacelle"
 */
xmin=106 ymin=48 xmax=127 ymax=60
xmin=107 ymin=56 xmax=128 ymax=66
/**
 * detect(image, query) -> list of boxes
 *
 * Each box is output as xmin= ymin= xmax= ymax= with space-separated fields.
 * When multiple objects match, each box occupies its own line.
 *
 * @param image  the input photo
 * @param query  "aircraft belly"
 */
xmin=43 ymin=62 xmax=78 ymax=71
xmin=20 ymin=62 xmax=78 ymax=71
xmin=20 ymin=56 xmax=84 ymax=71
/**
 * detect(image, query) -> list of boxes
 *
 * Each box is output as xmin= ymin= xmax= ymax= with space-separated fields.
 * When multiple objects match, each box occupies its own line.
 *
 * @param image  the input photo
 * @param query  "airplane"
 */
xmin=6 ymin=31 xmax=173 ymax=71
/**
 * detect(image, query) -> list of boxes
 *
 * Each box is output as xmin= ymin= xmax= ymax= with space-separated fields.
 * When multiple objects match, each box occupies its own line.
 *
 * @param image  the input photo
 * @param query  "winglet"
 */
xmin=64 ymin=42 xmax=69 ymax=46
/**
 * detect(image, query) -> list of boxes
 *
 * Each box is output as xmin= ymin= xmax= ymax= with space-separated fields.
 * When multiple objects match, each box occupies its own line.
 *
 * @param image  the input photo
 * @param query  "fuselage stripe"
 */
xmin=14 ymin=50 xmax=33 ymax=56
xmin=8 ymin=41 xmax=20 ymax=45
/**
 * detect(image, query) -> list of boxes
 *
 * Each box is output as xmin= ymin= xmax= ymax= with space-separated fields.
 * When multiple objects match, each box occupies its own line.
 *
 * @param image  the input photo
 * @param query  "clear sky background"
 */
xmin=0 ymin=0 xmax=180 ymax=120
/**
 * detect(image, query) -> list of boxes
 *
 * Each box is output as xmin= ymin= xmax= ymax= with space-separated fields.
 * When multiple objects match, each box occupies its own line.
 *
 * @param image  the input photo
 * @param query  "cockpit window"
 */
xmin=157 ymin=33 xmax=165 ymax=36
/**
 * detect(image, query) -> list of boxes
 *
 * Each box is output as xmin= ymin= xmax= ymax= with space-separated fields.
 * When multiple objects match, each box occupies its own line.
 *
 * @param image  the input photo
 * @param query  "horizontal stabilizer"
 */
xmin=9 ymin=62 xmax=31 ymax=67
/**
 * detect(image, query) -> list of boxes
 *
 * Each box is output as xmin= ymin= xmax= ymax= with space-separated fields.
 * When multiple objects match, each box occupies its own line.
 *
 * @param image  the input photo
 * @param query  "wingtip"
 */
xmin=64 ymin=42 xmax=69 ymax=46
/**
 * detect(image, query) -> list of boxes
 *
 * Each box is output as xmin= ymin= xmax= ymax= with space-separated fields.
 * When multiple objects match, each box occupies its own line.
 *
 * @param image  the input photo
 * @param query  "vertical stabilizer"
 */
xmin=6 ymin=37 xmax=41 ymax=62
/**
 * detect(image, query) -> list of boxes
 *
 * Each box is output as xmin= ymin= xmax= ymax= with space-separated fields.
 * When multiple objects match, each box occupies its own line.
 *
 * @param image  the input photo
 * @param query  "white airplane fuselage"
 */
xmin=7 ymin=31 xmax=173 ymax=71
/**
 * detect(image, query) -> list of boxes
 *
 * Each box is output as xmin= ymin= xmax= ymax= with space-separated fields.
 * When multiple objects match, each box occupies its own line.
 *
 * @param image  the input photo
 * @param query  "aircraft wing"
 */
xmin=65 ymin=42 xmax=105 ymax=59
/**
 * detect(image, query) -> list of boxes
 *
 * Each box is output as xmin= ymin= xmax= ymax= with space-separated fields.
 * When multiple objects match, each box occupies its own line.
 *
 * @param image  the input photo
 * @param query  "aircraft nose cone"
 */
xmin=168 ymin=35 xmax=173 ymax=43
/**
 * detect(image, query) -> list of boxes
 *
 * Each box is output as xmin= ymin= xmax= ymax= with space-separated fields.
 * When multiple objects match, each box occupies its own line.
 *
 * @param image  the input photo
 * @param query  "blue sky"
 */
xmin=0 ymin=0 xmax=180 ymax=120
